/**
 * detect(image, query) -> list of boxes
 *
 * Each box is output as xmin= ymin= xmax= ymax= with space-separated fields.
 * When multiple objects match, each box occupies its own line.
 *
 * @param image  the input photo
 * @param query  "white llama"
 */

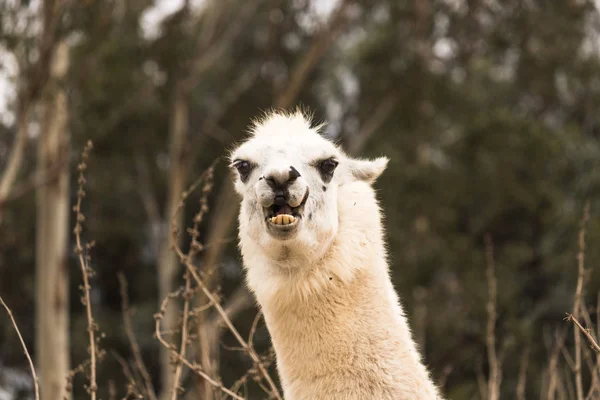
xmin=229 ymin=110 xmax=444 ymax=400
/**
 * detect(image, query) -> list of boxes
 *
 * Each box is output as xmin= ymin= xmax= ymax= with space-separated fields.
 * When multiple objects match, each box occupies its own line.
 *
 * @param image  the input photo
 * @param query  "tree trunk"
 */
xmin=36 ymin=40 xmax=70 ymax=400
xmin=158 ymin=83 xmax=189 ymax=399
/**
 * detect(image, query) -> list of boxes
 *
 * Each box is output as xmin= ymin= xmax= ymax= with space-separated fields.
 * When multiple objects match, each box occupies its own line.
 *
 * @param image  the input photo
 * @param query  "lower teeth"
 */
xmin=270 ymin=214 xmax=295 ymax=225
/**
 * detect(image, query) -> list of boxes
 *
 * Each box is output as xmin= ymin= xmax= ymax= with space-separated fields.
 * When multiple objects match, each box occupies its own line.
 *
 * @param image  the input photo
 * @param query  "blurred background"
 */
xmin=1 ymin=0 xmax=600 ymax=399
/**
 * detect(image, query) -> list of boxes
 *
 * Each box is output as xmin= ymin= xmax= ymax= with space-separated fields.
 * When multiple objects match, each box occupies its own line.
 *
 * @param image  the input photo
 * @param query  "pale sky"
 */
xmin=141 ymin=0 xmax=207 ymax=39
xmin=0 ymin=0 xmax=39 ymax=126
xmin=0 ymin=48 xmax=18 ymax=126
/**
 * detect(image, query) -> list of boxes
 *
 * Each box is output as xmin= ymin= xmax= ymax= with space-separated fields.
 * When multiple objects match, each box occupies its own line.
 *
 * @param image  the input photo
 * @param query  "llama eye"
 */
xmin=233 ymin=160 xmax=253 ymax=182
xmin=317 ymin=158 xmax=338 ymax=183
xmin=319 ymin=158 xmax=338 ymax=175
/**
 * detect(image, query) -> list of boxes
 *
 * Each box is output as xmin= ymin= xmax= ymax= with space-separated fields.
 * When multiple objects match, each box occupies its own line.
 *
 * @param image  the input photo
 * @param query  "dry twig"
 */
xmin=164 ymin=162 xmax=282 ymax=400
xmin=170 ymin=266 xmax=193 ymax=400
xmin=566 ymin=314 xmax=600 ymax=354
xmin=573 ymin=202 xmax=590 ymax=400
xmin=0 ymin=153 xmax=69 ymax=209
xmin=154 ymin=162 xmax=256 ymax=400
xmin=438 ymin=365 xmax=453 ymax=391
xmin=118 ymin=273 xmax=158 ymax=400
xmin=112 ymin=351 xmax=144 ymax=399
xmin=73 ymin=140 xmax=99 ymax=399
xmin=0 ymin=295 xmax=40 ymax=400
xmin=475 ymin=356 xmax=487 ymax=400
xmin=171 ymin=163 xmax=214 ymax=400
xmin=346 ymin=93 xmax=399 ymax=155
xmin=173 ymin=220 xmax=282 ymax=400
xmin=516 ymin=345 xmax=530 ymax=400
xmin=154 ymin=290 xmax=244 ymax=400
xmin=546 ymin=329 xmax=567 ymax=400
xmin=484 ymin=234 xmax=501 ymax=400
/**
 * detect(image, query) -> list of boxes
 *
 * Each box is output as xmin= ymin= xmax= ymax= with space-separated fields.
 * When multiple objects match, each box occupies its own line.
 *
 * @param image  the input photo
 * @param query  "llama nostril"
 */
xmin=264 ymin=177 xmax=277 ymax=189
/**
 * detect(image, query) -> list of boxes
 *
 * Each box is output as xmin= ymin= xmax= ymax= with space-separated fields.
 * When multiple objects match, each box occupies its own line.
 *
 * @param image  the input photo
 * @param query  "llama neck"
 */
xmin=256 ymin=241 xmax=438 ymax=399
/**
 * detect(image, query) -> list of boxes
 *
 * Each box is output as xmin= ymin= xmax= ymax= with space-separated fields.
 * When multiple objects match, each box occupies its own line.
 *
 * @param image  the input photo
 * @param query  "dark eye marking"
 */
xmin=315 ymin=157 xmax=339 ymax=183
xmin=289 ymin=166 xmax=301 ymax=180
xmin=232 ymin=159 xmax=254 ymax=183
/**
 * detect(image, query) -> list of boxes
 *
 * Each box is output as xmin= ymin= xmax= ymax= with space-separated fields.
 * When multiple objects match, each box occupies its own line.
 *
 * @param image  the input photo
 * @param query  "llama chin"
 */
xmin=229 ymin=109 xmax=444 ymax=400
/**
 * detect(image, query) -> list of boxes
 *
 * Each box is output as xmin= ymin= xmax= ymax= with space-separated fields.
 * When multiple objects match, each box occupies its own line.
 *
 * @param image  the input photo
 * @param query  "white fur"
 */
xmin=230 ymin=110 xmax=444 ymax=399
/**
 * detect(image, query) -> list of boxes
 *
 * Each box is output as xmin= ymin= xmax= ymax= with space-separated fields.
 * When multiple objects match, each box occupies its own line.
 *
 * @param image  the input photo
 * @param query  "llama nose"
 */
xmin=264 ymin=166 xmax=301 ymax=204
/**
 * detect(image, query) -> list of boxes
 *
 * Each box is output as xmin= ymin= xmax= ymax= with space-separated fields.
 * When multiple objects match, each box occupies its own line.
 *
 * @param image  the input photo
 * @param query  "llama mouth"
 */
xmin=266 ymin=204 xmax=301 ymax=226
xmin=264 ymin=190 xmax=309 ymax=227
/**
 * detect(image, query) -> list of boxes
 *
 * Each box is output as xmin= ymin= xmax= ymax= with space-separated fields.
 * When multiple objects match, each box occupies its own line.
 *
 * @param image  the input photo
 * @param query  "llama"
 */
xmin=229 ymin=110 xmax=444 ymax=400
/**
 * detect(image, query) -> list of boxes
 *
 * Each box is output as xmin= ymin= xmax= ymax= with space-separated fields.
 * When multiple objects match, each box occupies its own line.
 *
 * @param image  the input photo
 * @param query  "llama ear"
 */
xmin=347 ymin=156 xmax=389 ymax=183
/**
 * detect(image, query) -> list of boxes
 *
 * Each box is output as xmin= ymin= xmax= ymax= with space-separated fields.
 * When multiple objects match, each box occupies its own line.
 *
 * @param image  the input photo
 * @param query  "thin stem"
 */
xmin=516 ymin=345 xmax=529 ymax=400
xmin=73 ymin=140 xmax=97 ymax=399
xmin=0 ymin=295 xmax=40 ymax=400
xmin=170 ymin=271 xmax=192 ymax=400
xmin=176 ymin=249 xmax=282 ymax=400
xmin=573 ymin=202 xmax=590 ymax=400
xmin=484 ymin=234 xmax=501 ymax=400
xmin=154 ymin=292 xmax=244 ymax=400
xmin=566 ymin=314 xmax=600 ymax=353
xmin=248 ymin=310 xmax=263 ymax=350
xmin=117 ymin=273 xmax=157 ymax=400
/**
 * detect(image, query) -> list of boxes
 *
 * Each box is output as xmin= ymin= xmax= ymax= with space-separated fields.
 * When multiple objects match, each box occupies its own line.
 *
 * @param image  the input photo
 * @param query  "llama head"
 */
xmin=229 ymin=110 xmax=388 ymax=266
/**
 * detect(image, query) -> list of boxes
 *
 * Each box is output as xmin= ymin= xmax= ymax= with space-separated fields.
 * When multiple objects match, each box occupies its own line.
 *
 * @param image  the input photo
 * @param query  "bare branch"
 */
xmin=170 ymin=269 xmax=193 ymax=400
xmin=475 ymin=357 xmax=487 ymax=400
xmin=158 ymin=83 xmax=190 ymax=396
xmin=177 ymin=234 xmax=282 ymax=400
xmin=183 ymin=0 xmax=263 ymax=90
xmin=171 ymin=170 xmax=216 ymax=400
xmin=412 ymin=287 xmax=428 ymax=354
xmin=566 ymin=314 xmax=600 ymax=354
xmin=484 ymin=234 xmax=501 ymax=400
xmin=133 ymin=153 xmax=162 ymax=228
xmin=438 ymin=365 xmax=452 ymax=391
xmin=73 ymin=140 xmax=99 ymax=400
xmin=111 ymin=351 xmax=144 ymax=400
xmin=154 ymin=290 xmax=244 ymax=400
xmin=0 ymin=115 xmax=29 ymax=207
xmin=248 ymin=310 xmax=263 ymax=350
xmin=230 ymin=350 xmax=275 ymax=397
xmin=0 ymin=153 xmax=69 ymax=208
xmin=190 ymin=65 xmax=260 ymax=150
xmin=117 ymin=273 xmax=158 ymax=400
xmin=346 ymin=93 xmax=398 ymax=155
xmin=0 ymin=295 xmax=40 ymax=400
xmin=108 ymin=380 xmax=117 ymax=400
xmin=516 ymin=345 xmax=529 ymax=400
xmin=573 ymin=201 xmax=591 ymax=400
xmin=209 ymin=285 xmax=254 ymax=329
xmin=546 ymin=329 xmax=567 ymax=400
